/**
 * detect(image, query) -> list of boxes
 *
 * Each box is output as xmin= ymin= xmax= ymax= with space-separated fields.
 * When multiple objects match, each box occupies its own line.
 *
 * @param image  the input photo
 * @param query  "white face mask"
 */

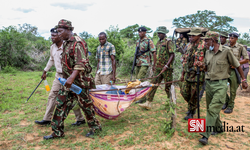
xmin=209 ymin=45 xmax=214 ymax=51
xmin=209 ymin=39 xmax=215 ymax=51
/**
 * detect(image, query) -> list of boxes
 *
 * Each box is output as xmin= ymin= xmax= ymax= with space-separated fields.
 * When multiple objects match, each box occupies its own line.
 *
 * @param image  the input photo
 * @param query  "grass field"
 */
xmin=0 ymin=71 xmax=250 ymax=150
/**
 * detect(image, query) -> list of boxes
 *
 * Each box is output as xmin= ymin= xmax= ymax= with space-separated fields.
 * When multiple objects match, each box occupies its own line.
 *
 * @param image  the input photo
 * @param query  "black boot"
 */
xmin=221 ymin=102 xmax=228 ymax=110
xmin=85 ymin=128 xmax=102 ymax=138
xmin=35 ymin=120 xmax=51 ymax=125
xmin=199 ymin=136 xmax=208 ymax=145
xmin=71 ymin=120 xmax=86 ymax=126
xmin=43 ymin=134 xmax=63 ymax=140
xmin=186 ymin=109 xmax=196 ymax=114
xmin=224 ymin=108 xmax=233 ymax=114
xmin=184 ymin=110 xmax=195 ymax=120
xmin=185 ymin=110 xmax=190 ymax=114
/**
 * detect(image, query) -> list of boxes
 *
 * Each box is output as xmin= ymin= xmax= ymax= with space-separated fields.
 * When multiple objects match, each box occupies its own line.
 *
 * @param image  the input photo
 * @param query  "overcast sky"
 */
xmin=1 ymin=0 xmax=249 ymax=39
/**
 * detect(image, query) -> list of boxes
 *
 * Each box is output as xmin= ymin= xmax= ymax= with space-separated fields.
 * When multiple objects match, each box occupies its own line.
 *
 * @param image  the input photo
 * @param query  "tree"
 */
xmin=238 ymin=32 xmax=250 ymax=46
xmin=120 ymin=24 xmax=153 ymax=42
xmin=172 ymin=10 xmax=238 ymax=33
xmin=79 ymin=31 xmax=93 ymax=41
xmin=106 ymin=25 xmax=125 ymax=62
xmin=0 ymin=24 xmax=51 ymax=70
xmin=0 ymin=26 xmax=31 ymax=68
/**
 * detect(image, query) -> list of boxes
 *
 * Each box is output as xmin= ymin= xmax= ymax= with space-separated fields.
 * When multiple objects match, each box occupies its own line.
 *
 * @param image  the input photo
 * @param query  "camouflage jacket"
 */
xmin=61 ymin=33 xmax=95 ymax=89
xmin=182 ymin=39 xmax=206 ymax=82
xmin=156 ymin=38 xmax=175 ymax=68
xmin=136 ymin=37 xmax=156 ymax=66
xmin=176 ymin=37 xmax=187 ymax=48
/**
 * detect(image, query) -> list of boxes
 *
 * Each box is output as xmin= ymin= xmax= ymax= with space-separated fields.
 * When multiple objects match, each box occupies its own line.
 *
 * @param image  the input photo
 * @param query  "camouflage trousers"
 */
xmin=51 ymin=88 xmax=101 ymax=137
xmin=147 ymin=68 xmax=173 ymax=102
xmin=180 ymin=80 xmax=204 ymax=111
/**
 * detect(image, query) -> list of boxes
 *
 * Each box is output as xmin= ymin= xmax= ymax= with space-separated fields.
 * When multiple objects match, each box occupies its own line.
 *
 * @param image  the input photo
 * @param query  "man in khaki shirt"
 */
xmin=196 ymin=31 xmax=247 ymax=145
xmin=35 ymin=28 xmax=85 ymax=126
xmin=222 ymin=32 xmax=249 ymax=113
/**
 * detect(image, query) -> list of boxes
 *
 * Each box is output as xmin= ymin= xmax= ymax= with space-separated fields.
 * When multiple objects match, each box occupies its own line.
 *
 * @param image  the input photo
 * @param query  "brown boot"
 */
xmin=138 ymin=101 xmax=152 ymax=110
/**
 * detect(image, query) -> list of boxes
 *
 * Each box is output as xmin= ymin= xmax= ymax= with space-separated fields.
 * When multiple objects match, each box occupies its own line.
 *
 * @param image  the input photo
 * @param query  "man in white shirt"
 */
xmin=35 ymin=28 xmax=85 ymax=126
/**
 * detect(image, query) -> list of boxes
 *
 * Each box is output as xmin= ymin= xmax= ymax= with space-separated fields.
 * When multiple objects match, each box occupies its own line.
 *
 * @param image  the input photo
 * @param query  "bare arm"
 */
xmin=239 ymin=59 xmax=249 ymax=65
xmin=236 ymin=66 xmax=248 ymax=89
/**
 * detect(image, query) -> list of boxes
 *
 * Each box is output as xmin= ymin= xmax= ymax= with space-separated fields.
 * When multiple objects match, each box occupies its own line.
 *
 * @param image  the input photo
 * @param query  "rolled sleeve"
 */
xmin=228 ymin=49 xmax=240 ymax=68
xmin=242 ymin=47 xmax=249 ymax=59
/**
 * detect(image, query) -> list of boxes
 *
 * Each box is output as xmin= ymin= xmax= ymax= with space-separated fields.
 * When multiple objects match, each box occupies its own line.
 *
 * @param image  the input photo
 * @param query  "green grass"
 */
xmin=0 ymin=71 xmax=250 ymax=149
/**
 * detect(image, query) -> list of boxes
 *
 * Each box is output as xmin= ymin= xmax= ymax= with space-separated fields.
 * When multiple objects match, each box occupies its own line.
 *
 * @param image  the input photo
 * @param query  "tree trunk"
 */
xmin=170 ymin=85 xmax=177 ymax=129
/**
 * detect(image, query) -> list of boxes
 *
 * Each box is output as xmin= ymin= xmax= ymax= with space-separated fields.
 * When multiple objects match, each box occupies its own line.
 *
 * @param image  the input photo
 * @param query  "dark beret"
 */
xmin=50 ymin=28 xmax=58 ymax=33
xmin=138 ymin=27 xmax=147 ymax=32
xmin=229 ymin=32 xmax=239 ymax=38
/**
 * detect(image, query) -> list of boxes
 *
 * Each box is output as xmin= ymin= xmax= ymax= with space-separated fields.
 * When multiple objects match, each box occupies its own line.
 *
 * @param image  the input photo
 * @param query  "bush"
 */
xmin=0 ymin=24 xmax=51 ymax=70
xmin=1 ymin=66 xmax=18 ymax=74
xmin=117 ymin=46 xmax=135 ymax=76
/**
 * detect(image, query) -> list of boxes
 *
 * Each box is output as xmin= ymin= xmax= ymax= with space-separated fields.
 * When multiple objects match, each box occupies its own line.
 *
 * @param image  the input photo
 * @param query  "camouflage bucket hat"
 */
xmin=187 ymin=27 xmax=204 ymax=36
xmin=201 ymin=31 xmax=219 ymax=41
xmin=56 ymin=19 xmax=74 ymax=31
xmin=220 ymin=31 xmax=229 ymax=38
xmin=156 ymin=26 xmax=168 ymax=34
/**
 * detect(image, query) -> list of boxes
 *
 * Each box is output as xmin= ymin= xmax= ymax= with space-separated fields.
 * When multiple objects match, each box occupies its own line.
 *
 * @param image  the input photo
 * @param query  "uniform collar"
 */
xmin=53 ymin=43 xmax=63 ymax=51
xmin=159 ymin=38 xmax=167 ymax=42
xmin=229 ymin=42 xmax=239 ymax=48
xmin=218 ymin=44 xmax=223 ymax=52
xmin=67 ymin=33 xmax=77 ymax=42
xmin=140 ymin=36 xmax=148 ymax=42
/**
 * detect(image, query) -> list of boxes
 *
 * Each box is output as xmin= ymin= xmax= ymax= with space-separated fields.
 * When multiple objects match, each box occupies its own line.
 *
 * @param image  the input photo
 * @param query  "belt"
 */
xmin=206 ymin=79 xmax=227 ymax=82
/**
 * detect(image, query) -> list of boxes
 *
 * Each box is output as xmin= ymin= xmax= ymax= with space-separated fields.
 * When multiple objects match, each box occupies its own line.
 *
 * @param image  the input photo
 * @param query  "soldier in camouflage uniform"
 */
xmin=219 ymin=32 xmax=229 ymax=46
xmin=134 ymin=27 xmax=156 ymax=104
xmin=222 ymin=32 xmax=249 ymax=114
xmin=139 ymin=26 xmax=175 ymax=109
xmin=176 ymin=33 xmax=187 ymax=54
xmin=44 ymin=19 xmax=101 ymax=140
xmin=180 ymin=27 xmax=206 ymax=120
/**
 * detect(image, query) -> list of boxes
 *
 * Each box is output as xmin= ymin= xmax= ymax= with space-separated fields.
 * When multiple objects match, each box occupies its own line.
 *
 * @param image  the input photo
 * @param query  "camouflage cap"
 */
xmin=56 ymin=19 xmax=74 ymax=31
xmin=220 ymin=31 xmax=228 ymax=38
xmin=201 ymin=31 xmax=219 ymax=41
xmin=187 ymin=27 xmax=204 ymax=36
xmin=156 ymin=26 xmax=168 ymax=34
xmin=229 ymin=32 xmax=239 ymax=38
